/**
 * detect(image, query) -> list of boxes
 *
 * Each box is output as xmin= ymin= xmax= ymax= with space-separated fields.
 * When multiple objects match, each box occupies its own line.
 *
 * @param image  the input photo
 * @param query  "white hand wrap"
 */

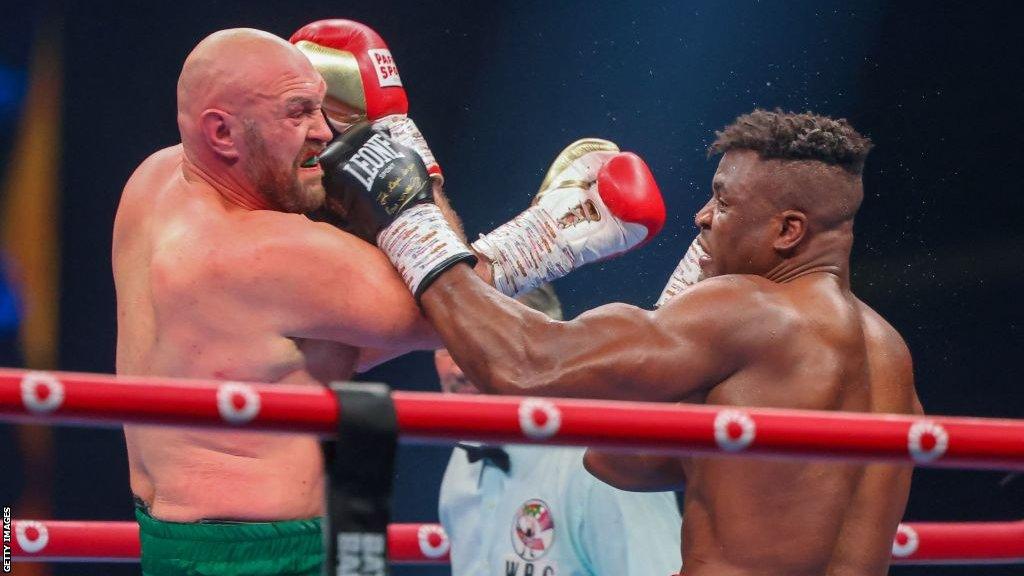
xmin=377 ymin=204 xmax=474 ymax=298
xmin=373 ymin=115 xmax=441 ymax=184
xmin=472 ymin=206 xmax=576 ymax=298
xmin=655 ymin=237 xmax=706 ymax=308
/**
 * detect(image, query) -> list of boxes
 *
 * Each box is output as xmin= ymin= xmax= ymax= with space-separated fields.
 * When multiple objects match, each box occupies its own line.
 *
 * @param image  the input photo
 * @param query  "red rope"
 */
xmin=10 ymin=519 xmax=1022 ymax=565
xmin=2 ymin=368 xmax=1023 ymax=469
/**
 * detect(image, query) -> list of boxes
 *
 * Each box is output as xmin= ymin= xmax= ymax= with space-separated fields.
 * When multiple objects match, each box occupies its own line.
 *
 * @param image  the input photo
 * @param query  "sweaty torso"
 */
xmin=679 ymin=275 xmax=917 ymax=576
xmin=114 ymin=146 xmax=356 ymax=521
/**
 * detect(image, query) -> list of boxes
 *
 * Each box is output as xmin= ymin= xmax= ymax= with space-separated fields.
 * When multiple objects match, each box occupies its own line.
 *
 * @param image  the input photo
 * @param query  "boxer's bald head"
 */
xmin=697 ymin=109 xmax=872 ymax=278
xmin=177 ymin=28 xmax=332 ymax=212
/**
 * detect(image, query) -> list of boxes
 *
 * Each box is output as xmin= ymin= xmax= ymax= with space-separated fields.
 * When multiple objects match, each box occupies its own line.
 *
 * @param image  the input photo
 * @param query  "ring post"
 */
xmin=324 ymin=382 xmax=398 ymax=576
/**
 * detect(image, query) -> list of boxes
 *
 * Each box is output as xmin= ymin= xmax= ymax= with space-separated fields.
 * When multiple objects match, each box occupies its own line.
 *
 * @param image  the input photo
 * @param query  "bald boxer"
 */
xmin=114 ymin=25 xmax=665 ymax=575
xmin=339 ymin=109 xmax=923 ymax=576
xmin=113 ymin=28 xmax=462 ymax=575
xmin=291 ymin=19 xmax=667 ymax=300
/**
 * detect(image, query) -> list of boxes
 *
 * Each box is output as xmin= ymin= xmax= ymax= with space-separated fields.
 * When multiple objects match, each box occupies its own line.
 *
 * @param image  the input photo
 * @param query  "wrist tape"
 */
xmin=472 ymin=205 xmax=576 ymax=298
xmin=378 ymin=203 xmax=476 ymax=298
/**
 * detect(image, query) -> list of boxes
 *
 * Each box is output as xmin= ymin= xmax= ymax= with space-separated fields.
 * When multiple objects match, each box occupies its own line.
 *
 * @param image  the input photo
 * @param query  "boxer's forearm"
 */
xmin=421 ymin=267 xmax=744 ymax=402
xmin=420 ymin=264 xmax=543 ymax=394
xmin=583 ymin=450 xmax=687 ymax=492
xmin=420 ymin=265 xmax=677 ymax=400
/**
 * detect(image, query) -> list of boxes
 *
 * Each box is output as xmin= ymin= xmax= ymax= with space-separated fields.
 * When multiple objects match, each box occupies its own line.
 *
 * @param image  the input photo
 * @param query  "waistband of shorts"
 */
xmin=134 ymin=502 xmax=322 ymax=542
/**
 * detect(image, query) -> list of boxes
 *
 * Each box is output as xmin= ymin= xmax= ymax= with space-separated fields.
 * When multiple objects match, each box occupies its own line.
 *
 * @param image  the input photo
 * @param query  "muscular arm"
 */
xmin=224 ymin=212 xmax=493 ymax=365
xmin=419 ymin=264 xmax=758 ymax=401
xmin=224 ymin=214 xmax=440 ymax=350
xmin=349 ymin=183 xmax=488 ymax=372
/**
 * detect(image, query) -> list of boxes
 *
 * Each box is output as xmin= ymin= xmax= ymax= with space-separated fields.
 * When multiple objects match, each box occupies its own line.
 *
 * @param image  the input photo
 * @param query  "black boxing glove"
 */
xmin=319 ymin=122 xmax=475 ymax=297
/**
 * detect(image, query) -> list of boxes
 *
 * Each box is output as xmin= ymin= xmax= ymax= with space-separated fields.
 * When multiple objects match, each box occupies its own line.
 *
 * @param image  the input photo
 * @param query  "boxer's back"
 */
xmin=682 ymin=274 xmax=918 ymax=576
xmin=113 ymin=147 xmax=349 ymax=521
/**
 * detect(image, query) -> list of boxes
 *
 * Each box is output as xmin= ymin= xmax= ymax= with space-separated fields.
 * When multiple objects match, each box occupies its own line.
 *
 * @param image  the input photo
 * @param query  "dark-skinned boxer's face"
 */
xmin=237 ymin=68 xmax=332 ymax=213
xmin=695 ymin=150 xmax=787 ymax=277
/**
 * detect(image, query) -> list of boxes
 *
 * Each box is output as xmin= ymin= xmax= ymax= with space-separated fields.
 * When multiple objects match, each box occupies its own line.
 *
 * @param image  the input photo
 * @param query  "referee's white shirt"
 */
xmin=439 ymin=444 xmax=682 ymax=576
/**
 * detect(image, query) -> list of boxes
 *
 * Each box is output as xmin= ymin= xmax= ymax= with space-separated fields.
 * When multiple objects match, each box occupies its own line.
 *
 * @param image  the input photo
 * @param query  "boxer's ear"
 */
xmin=199 ymin=108 xmax=239 ymax=161
xmin=774 ymin=210 xmax=807 ymax=253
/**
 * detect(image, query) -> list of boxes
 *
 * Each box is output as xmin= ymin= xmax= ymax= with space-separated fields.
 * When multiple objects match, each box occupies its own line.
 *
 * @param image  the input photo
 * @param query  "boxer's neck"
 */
xmin=765 ymin=228 xmax=853 ymax=288
xmin=183 ymin=156 xmax=272 ymax=211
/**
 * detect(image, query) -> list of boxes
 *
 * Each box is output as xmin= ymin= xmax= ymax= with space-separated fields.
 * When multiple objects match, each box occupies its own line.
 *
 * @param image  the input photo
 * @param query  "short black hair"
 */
xmin=709 ymin=108 xmax=873 ymax=175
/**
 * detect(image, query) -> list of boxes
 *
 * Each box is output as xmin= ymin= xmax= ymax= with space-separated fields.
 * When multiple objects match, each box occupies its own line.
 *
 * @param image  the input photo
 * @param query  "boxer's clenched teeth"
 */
xmin=301 ymin=154 xmax=319 ymax=168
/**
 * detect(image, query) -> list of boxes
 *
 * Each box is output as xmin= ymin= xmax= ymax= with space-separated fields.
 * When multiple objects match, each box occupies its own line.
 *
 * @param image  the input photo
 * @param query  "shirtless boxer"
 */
xmin=114 ymin=24 xmax=665 ymax=575
xmin=336 ymin=109 xmax=923 ymax=576
xmin=113 ymin=28 xmax=431 ymax=575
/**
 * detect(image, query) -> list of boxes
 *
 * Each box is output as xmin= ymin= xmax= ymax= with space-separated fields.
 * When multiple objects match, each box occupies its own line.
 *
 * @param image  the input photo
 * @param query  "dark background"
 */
xmin=1 ymin=1 xmax=1021 ymax=575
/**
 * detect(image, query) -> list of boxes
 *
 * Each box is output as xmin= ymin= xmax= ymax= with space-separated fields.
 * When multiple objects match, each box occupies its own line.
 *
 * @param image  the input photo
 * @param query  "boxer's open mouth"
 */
xmin=300 ymin=153 xmax=320 ymax=168
xmin=697 ymin=236 xmax=713 ymax=267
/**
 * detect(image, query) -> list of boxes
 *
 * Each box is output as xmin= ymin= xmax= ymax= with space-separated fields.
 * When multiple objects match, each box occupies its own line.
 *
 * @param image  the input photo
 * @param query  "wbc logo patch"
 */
xmin=511 ymin=499 xmax=555 ymax=561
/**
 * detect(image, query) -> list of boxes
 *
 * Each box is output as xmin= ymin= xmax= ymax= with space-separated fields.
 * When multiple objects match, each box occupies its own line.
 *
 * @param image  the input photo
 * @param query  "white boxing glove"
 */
xmin=655 ymin=237 xmax=706 ymax=308
xmin=473 ymin=139 xmax=667 ymax=298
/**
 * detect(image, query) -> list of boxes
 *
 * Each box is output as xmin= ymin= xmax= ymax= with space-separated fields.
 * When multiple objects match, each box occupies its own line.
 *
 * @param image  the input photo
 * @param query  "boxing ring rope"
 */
xmin=2 ymin=368 xmax=1023 ymax=469
xmin=10 ymin=519 xmax=1024 ymax=565
xmin=6 ymin=520 xmax=452 ymax=565
xmin=3 ymin=367 xmax=1024 ymax=568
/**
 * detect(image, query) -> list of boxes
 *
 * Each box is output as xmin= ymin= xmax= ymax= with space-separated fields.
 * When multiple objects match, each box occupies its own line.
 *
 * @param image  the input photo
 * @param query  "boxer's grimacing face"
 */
xmin=238 ymin=65 xmax=333 ymax=213
xmin=695 ymin=150 xmax=784 ymax=277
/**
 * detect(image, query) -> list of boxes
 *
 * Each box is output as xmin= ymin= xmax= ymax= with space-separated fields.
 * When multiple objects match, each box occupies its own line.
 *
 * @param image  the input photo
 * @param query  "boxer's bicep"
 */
xmin=540 ymin=296 xmax=741 ymax=400
xmin=459 ymin=300 xmax=731 ymax=401
xmin=421 ymin=266 xmax=745 ymax=400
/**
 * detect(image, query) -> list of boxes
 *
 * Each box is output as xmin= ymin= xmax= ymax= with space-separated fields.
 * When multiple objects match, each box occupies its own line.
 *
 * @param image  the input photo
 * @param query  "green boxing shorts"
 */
xmin=135 ymin=504 xmax=323 ymax=576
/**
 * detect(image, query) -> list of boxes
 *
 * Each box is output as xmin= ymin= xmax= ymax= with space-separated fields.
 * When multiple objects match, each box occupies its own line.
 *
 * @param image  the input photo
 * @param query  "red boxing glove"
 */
xmin=472 ymin=139 xmax=666 ymax=297
xmin=596 ymin=152 xmax=666 ymax=252
xmin=290 ymin=19 xmax=441 ymax=182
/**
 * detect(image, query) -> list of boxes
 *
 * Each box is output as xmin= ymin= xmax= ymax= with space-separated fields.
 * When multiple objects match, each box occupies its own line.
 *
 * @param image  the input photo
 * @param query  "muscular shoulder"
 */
xmin=856 ymin=299 xmax=911 ymax=358
xmin=200 ymin=212 xmax=360 ymax=281
xmin=117 ymin=146 xmax=183 ymax=220
xmin=661 ymin=273 xmax=799 ymax=335
xmin=856 ymin=299 xmax=919 ymax=413
xmin=142 ymin=145 xmax=184 ymax=168
xmin=124 ymin=145 xmax=183 ymax=190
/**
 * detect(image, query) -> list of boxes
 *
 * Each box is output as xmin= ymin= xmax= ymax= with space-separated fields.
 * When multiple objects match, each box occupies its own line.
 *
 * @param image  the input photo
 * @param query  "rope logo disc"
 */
xmin=891 ymin=523 xmax=920 ymax=557
xmin=714 ymin=409 xmax=756 ymax=452
xmin=518 ymin=398 xmax=561 ymax=440
xmin=20 ymin=372 xmax=65 ymax=414
xmin=417 ymin=524 xmax=450 ymax=558
xmin=907 ymin=420 xmax=948 ymax=463
xmin=216 ymin=382 xmax=261 ymax=424
xmin=16 ymin=520 xmax=50 ymax=554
